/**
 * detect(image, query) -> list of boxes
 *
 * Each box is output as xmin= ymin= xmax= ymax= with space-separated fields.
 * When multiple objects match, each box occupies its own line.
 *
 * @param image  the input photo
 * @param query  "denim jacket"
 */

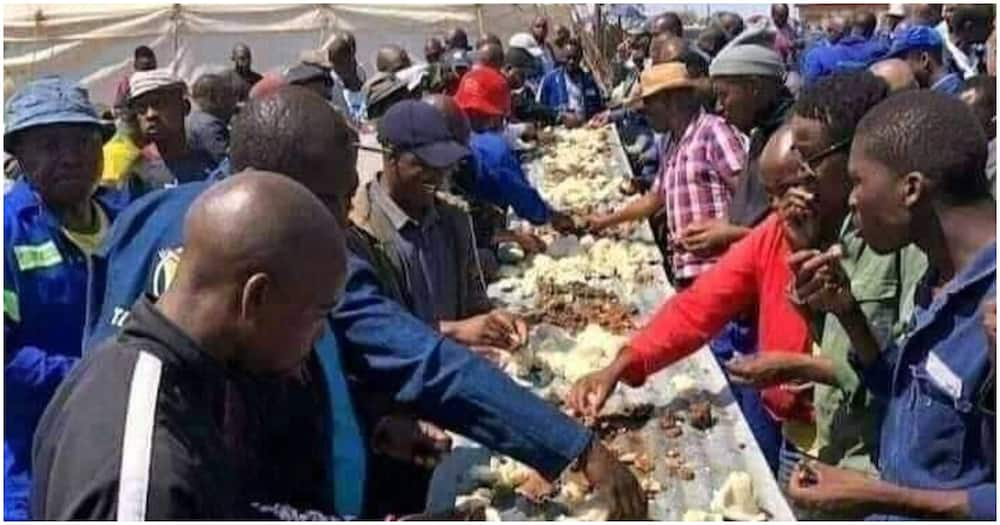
xmin=854 ymin=242 xmax=996 ymax=520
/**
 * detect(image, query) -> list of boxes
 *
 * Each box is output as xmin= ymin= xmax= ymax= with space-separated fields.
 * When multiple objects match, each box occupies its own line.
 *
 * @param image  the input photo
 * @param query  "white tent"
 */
xmin=4 ymin=3 xmax=575 ymax=107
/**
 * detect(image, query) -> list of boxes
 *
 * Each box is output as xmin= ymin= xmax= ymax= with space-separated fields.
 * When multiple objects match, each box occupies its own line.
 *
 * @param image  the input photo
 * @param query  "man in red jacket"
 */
xmin=568 ymin=71 xmax=890 ymax=465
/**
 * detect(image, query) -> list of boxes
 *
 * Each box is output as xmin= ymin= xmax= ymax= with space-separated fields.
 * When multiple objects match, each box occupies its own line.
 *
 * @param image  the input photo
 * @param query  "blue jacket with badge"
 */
xmin=83 ymin=182 xmax=593 ymax=518
xmin=855 ymin=242 xmax=996 ymax=520
xmin=537 ymin=66 xmax=605 ymax=119
xmin=4 ymin=180 xmax=127 ymax=520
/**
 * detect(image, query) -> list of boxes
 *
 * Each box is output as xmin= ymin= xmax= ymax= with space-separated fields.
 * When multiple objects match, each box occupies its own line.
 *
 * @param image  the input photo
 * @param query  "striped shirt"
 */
xmin=657 ymin=110 xmax=748 ymax=280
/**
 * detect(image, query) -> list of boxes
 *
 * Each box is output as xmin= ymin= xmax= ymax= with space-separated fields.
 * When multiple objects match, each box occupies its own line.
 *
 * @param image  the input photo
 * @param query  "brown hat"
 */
xmin=640 ymin=62 xmax=695 ymax=99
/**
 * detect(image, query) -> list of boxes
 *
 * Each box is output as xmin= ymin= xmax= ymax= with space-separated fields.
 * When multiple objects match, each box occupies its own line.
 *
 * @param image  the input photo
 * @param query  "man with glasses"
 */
xmin=788 ymin=88 xmax=994 ymax=523
xmin=568 ymin=73 xmax=918 ymax=485
xmin=726 ymin=72 xmax=926 ymax=497
xmin=128 ymin=69 xmax=218 ymax=189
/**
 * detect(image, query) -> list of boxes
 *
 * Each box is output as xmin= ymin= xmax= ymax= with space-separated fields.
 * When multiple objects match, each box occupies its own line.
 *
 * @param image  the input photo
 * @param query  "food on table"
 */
xmin=641 ymin=477 xmax=662 ymax=495
xmin=515 ymin=470 xmax=557 ymax=503
xmin=682 ymin=509 xmax=724 ymax=521
xmin=470 ymin=456 xmax=533 ymax=489
xmin=526 ymin=280 xmax=636 ymax=334
xmin=632 ymin=452 xmax=654 ymax=474
xmin=671 ymin=373 xmax=698 ymax=396
xmin=689 ymin=399 xmax=715 ymax=430
xmin=565 ymin=493 xmax=613 ymax=521
xmin=711 ymin=471 xmax=768 ymax=521
xmin=677 ymin=466 xmax=696 ymax=481
xmin=530 ymin=324 xmax=626 ymax=383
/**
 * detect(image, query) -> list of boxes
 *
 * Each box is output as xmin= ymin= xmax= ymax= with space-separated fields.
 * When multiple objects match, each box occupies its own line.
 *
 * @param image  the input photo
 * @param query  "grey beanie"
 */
xmin=709 ymin=43 xmax=785 ymax=78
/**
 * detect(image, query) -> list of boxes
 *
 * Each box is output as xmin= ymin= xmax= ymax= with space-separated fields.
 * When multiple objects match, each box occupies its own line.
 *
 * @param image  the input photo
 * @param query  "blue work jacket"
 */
xmin=855 ymin=242 xmax=996 ymax=520
xmin=83 ymin=181 xmax=593 ymax=517
xmin=4 ymin=180 xmax=127 ymax=520
xmin=537 ymin=66 xmax=605 ymax=120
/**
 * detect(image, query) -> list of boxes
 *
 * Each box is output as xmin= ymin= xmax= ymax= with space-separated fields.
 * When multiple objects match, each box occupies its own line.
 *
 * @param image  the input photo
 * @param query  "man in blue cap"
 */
xmin=353 ymin=99 xmax=527 ymax=357
xmin=83 ymin=86 xmax=648 ymax=520
xmin=3 ymin=76 xmax=128 ymax=520
xmin=886 ymin=25 xmax=964 ymax=95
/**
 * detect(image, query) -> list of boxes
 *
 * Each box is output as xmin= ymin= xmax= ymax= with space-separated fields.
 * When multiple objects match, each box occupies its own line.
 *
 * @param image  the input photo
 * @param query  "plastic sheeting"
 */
xmin=4 ymin=3 xmax=575 ymax=107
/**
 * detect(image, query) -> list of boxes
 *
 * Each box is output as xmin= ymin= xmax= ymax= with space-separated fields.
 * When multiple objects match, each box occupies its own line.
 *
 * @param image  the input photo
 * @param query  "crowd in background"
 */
xmin=3 ymin=3 xmax=997 ymax=521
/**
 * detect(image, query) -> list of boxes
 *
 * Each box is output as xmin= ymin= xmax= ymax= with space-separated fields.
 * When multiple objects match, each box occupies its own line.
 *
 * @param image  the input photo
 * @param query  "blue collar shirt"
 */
xmin=853 ymin=242 xmax=996 ymax=520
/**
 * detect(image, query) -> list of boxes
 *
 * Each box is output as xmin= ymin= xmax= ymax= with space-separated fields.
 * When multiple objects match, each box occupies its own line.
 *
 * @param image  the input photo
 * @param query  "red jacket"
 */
xmin=623 ymin=214 xmax=815 ymax=423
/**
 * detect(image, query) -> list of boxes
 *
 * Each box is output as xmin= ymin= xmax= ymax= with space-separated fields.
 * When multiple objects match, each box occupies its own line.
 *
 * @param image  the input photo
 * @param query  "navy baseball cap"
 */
xmin=377 ymin=100 xmax=469 ymax=169
xmin=886 ymin=26 xmax=944 ymax=59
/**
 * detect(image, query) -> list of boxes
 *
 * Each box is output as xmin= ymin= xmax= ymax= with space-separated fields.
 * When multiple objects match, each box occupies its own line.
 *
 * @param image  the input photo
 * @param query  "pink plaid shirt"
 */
xmin=658 ymin=110 xmax=747 ymax=280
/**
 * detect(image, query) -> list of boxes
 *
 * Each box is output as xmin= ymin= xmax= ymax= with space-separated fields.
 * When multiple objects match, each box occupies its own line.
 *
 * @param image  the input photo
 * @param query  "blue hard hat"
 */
xmin=377 ymin=100 xmax=469 ymax=169
xmin=886 ymin=25 xmax=944 ymax=59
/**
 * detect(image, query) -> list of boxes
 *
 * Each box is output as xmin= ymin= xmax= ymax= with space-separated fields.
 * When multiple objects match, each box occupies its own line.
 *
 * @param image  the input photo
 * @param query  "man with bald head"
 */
xmin=723 ymin=74 xmax=924 ymax=492
xmin=910 ymin=4 xmax=944 ymax=27
xmin=85 ymin=86 xmax=648 ymax=519
xmin=424 ymin=37 xmax=445 ymax=64
xmin=230 ymin=43 xmax=262 ymax=88
xmin=446 ymin=27 xmax=471 ymax=52
xmin=33 ymin=171 xmax=348 ymax=520
xmin=569 ymin=73 xmax=915 ymax=484
xmin=718 ymin=11 xmax=745 ymax=40
xmin=852 ymin=11 xmax=878 ymax=39
xmin=650 ymin=33 xmax=688 ymax=64
xmin=328 ymin=33 xmax=363 ymax=91
xmin=376 ymin=45 xmax=411 ymax=74
xmin=476 ymin=33 xmax=503 ymax=50
xmin=652 ymin=12 xmax=684 ymax=38
xmin=530 ymin=16 xmax=558 ymax=73
xmin=475 ymin=41 xmax=504 ymax=70
xmin=869 ymin=58 xmax=919 ymax=92
xmin=824 ymin=15 xmax=848 ymax=44
xmin=326 ymin=32 xmax=366 ymax=123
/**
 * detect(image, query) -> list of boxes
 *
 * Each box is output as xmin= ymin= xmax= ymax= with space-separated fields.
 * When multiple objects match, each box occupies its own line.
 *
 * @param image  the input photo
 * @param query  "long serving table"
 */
xmin=425 ymin=126 xmax=795 ymax=521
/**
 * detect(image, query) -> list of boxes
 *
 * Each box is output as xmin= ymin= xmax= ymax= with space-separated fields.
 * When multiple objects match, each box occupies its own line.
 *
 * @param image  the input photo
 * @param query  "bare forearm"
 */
xmin=604 ymin=192 xmax=662 ymax=228
xmin=786 ymin=354 xmax=839 ymax=386
xmin=864 ymin=481 xmax=970 ymax=519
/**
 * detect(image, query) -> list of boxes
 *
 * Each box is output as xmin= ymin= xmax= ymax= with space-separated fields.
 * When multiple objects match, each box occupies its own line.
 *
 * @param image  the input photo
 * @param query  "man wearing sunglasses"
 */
xmin=568 ymin=72 xmax=920 ymax=486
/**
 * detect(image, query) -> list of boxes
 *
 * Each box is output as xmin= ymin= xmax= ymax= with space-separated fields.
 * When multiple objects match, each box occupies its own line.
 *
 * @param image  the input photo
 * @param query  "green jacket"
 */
xmin=351 ymin=179 xmax=491 ymax=322
xmin=813 ymin=221 xmax=928 ymax=474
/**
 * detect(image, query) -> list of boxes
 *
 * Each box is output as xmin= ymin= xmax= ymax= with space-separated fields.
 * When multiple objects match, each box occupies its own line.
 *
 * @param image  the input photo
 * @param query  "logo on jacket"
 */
xmin=152 ymin=247 xmax=184 ymax=297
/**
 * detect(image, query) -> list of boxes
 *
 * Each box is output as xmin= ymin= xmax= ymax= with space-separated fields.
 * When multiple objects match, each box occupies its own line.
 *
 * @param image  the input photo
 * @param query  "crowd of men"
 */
xmin=3 ymin=3 xmax=997 ymax=521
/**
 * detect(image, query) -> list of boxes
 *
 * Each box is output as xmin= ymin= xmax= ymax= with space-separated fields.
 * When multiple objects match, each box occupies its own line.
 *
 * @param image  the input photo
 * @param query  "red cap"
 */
xmin=454 ymin=66 xmax=511 ymax=117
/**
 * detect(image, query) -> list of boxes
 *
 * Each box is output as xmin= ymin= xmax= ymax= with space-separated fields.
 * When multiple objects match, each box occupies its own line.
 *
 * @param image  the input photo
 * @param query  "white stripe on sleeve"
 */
xmin=116 ymin=351 xmax=163 ymax=521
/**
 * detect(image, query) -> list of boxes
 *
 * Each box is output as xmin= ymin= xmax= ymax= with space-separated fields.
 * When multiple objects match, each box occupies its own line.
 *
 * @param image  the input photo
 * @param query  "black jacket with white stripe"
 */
xmin=31 ymin=296 xmax=336 ymax=520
